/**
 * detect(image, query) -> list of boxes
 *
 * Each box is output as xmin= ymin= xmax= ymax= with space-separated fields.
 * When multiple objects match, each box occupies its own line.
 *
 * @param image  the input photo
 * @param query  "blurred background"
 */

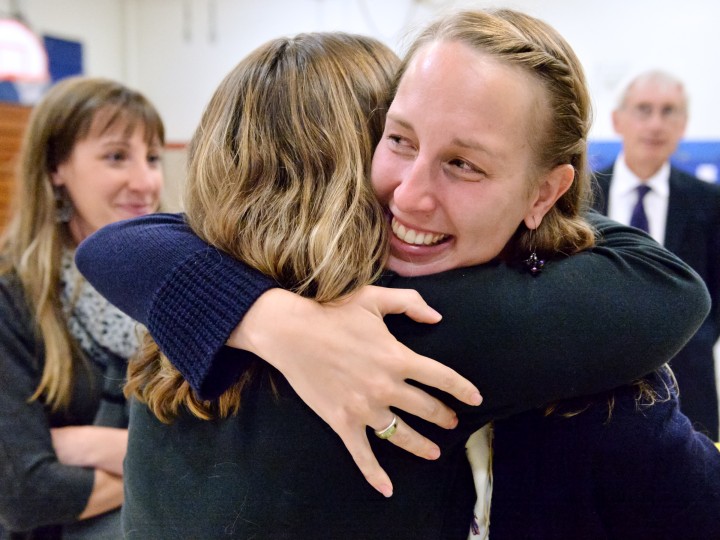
xmin=2 ymin=0 xmax=719 ymax=209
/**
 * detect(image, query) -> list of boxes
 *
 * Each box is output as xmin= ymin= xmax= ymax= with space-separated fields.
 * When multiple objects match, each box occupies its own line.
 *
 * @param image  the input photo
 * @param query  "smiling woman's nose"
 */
xmin=393 ymin=160 xmax=436 ymax=213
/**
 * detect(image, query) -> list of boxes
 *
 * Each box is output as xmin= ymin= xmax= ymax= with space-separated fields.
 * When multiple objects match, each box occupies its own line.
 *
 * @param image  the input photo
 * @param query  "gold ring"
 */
xmin=374 ymin=415 xmax=398 ymax=439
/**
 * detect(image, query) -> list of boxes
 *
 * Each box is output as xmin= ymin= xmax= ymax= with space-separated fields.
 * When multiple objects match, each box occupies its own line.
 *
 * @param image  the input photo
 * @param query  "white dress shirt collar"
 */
xmin=612 ymin=154 xmax=670 ymax=197
xmin=608 ymin=154 xmax=670 ymax=245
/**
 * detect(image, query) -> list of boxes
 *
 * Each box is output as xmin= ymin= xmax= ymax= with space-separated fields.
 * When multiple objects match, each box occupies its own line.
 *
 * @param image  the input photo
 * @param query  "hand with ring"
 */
xmin=231 ymin=285 xmax=483 ymax=498
xmin=374 ymin=415 xmax=398 ymax=440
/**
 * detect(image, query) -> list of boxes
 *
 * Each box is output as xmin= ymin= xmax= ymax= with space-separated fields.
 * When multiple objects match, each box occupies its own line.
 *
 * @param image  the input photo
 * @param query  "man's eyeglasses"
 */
xmin=627 ymin=103 xmax=686 ymax=122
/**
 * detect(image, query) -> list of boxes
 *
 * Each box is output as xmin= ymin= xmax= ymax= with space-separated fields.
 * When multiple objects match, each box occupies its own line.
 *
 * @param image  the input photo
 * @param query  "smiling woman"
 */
xmin=371 ymin=41 xmax=581 ymax=276
xmin=0 ymin=77 xmax=164 ymax=539
xmin=49 ymin=102 xmax=163 ymax=244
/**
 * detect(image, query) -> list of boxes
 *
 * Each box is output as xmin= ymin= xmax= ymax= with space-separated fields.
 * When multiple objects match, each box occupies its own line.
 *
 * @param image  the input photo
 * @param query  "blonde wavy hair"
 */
xmin=126 ymin=32 xmax=400 ymax=422
xmin=399 ymin=9 xmax=597 ymax=262
xmin=0 ymin=76 xmax=164 ymax=411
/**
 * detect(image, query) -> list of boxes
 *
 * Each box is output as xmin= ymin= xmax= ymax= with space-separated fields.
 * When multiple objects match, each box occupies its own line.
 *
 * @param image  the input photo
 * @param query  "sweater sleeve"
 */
xmin=0 ymin=278 xmax=93 ymax=532
xmin=75 ymin=213 xmax=276 ymax=399
xmin=383 ymin=211 xmax=711 ymax=424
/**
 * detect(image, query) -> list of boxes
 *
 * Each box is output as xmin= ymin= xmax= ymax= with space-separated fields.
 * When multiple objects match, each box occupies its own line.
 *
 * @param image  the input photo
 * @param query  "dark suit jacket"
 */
xmin=593 ymin=165 xmax=720 ymax=439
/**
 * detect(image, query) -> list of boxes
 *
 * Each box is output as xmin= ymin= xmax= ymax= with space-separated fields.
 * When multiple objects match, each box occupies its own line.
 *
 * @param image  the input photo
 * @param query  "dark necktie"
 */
xmin=629 ymin=184 xmax=651 ymax=233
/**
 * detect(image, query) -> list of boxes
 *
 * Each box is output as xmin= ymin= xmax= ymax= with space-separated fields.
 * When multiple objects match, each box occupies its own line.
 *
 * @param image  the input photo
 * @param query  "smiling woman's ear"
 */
xmin=524 ymin=164 xmax=574 ymax=228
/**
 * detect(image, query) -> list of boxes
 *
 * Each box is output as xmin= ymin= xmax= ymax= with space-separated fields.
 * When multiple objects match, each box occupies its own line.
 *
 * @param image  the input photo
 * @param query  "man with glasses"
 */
xmin=593 ymin=70 xmax=720 ymax=440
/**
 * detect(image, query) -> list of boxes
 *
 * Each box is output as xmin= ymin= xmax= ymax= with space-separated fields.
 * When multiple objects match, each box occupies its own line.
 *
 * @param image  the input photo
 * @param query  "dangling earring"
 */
xmin=54 ymin=186 xmax=73 ymax=224
xmin=523 ymin=220 xmax=545 ymax=276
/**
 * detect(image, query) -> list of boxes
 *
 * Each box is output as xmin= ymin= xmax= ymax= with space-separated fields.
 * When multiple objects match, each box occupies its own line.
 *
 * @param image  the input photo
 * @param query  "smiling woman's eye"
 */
xmin=386 ymin=133 xmax=416 ymax=155
xmin=449 ymin=158 xmax=474 ymax=171
xmin=446 ymin=158 xmax=486 ymax=181
xmin=449 ymin=158 xmax=483 ymax=174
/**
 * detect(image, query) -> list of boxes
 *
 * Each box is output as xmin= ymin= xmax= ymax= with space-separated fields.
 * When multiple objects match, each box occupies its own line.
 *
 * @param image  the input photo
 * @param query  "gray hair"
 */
xmin=616 ymin=70 xmax=688 ymax=111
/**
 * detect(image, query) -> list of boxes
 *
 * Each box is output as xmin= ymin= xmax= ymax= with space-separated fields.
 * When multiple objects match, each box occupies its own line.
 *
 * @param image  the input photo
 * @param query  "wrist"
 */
xmin=227 ymin=289 xmax=312 ymax=370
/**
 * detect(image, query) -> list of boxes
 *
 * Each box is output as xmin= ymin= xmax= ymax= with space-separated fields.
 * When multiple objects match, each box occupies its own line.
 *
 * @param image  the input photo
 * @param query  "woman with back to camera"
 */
xmin=79 ymin=10 xmax=719 ymax=539
xmin=0 ymin=77 xmax=164 ymax=539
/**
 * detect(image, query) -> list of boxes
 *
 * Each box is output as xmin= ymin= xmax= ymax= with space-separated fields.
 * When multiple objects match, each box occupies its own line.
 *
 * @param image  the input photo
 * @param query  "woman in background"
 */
xmin=0 ymin=77 xmax=164 ymax=539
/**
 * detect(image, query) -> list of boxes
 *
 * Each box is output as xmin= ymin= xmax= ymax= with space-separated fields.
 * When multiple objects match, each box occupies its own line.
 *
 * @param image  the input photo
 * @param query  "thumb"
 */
xmin=366 ymin=286 xmax=442 ymax=324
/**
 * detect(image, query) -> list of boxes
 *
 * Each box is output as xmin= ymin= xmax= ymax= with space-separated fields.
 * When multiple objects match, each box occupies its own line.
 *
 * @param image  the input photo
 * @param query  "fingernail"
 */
xmin=428 ymin=446 xmax=441 ymax=460
xmin=470 ymin=391 xmax=483 ymax=406
xmin=426 ymin=306 xmax=442 ymax=319
xmin=378 ymin=484 xmax=393 ymax=498
xmin=448 ymin=415 xmax=459 ymax=429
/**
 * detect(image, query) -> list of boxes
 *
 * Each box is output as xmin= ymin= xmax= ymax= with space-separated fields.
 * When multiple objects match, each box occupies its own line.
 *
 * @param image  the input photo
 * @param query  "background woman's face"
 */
xmin=52 ymin=116 xmax=164 ymax=244
xmin=371 ymin=41 xmax=543 ymax=276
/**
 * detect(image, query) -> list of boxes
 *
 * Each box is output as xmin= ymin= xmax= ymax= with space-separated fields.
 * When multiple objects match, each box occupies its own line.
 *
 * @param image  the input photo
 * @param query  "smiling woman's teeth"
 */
xmin=391 ymin=218 xmax=447 ymax=246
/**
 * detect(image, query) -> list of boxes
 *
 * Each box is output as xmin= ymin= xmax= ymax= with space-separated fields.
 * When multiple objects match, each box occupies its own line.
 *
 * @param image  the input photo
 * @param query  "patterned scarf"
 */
xmin=59 ymin=248 xmax=140 ymax=363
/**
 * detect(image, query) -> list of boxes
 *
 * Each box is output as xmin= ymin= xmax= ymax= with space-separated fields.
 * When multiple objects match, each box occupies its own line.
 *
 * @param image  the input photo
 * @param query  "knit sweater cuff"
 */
xmin=147 ymin=247 xmax=276 ymax=400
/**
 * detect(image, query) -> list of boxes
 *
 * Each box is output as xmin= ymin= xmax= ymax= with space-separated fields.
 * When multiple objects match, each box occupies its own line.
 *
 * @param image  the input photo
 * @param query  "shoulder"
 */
xmin=671 ymin=171 xmax=720 ymax=224
xmin=0 ymin=272 xmax=41 ymax=376
xmin=0 ymin=270 xmax=21 ymax=292
xmin=596 ymin=370 xmax=711 ymax=458
xmin=0 ymin=272 xmax=39 ymax=358
xmin=0 ymin=271 xmax=31 ymax=321
xmin=593 ymin=371 xmax=720 ymax=530
xmin=671 ymin=168 xmax=720 ymax=197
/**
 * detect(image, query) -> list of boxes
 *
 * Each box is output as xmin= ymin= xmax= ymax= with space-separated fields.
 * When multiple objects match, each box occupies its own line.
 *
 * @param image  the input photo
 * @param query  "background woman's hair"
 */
xmin=398 ymin=8 xmax=596 ymax=262
xmin=0 ymin=76 xmax=164 ymax=410
xmin=127 ymin=32 xmax=400 ymax=422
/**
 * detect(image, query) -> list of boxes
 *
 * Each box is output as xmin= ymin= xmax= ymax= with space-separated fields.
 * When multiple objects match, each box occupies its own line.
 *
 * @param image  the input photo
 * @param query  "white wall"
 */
xmin=122 ymin=0 xmax=443 ymax=142
xmin=0 ymin=0 xmax=126 ymax=81
xmin=123 ymin=0 xmax=720 ymax=143
xmin=4 ymin=0 xmax=718 ymax=143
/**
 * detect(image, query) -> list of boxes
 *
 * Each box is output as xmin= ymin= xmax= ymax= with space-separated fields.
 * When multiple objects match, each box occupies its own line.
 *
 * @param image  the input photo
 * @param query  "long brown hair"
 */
xmin=126 ymin=32 xmax=400 ymax=422
xmin=0 ymin=77 xmax=164 ymax=410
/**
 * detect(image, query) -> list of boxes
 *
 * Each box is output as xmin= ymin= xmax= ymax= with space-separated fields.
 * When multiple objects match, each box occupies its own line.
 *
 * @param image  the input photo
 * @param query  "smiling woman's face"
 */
xmin=51 ymin=112 xmax=164 ymax=244
xmin=371 ymin=40 xmax=546 ymax=277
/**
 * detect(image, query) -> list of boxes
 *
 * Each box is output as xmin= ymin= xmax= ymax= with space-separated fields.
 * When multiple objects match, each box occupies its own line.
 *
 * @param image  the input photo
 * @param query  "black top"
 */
xmin=0 ymin=273 xmax=126 ymax=539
